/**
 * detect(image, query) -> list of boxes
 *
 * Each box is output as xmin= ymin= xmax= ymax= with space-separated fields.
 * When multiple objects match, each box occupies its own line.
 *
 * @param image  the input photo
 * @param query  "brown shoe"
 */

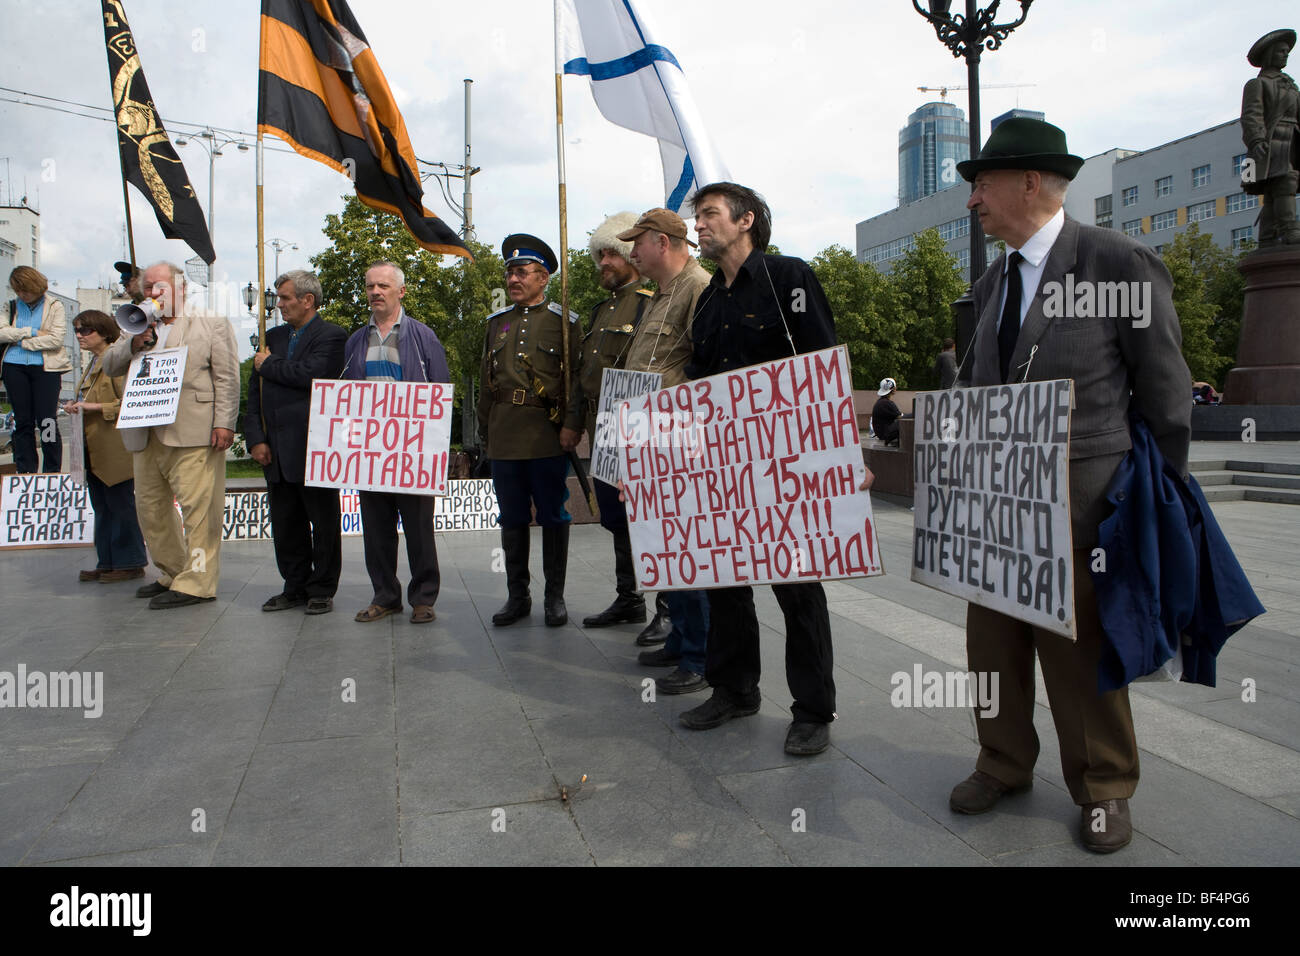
xmin=949 ymin=770 xmax=1032 ymax=815
xmin=410 ymin=605 xmax=436 ymax=624
xmin=79 ymin=569 xmax=103 ymax=582
xmin=355 ymin=604 xmax=400 ymax=623
xmin=1080 ymin=798 xmax=1132 ymax=853
xmin=100 ymin=568 xmax=145 ymax=583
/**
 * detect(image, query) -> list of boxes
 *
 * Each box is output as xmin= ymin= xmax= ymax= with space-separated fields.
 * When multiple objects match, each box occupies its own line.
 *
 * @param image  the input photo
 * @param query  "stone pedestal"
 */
xmin=1224 ymin=246 xmax=1300 ymax=404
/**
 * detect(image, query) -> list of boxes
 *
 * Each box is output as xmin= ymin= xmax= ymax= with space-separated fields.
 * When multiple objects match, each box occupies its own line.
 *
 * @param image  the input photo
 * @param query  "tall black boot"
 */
xmin=492 ymin=526 xmax=532 ymax=626
xmin=583 ymin=525 xmax=646 ymax=627
xmin=543 ymin=523 xmax=569 ymax=627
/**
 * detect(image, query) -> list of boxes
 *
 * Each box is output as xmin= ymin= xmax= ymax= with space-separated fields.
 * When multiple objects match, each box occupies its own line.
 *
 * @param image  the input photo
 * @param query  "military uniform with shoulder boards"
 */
xmin=478 ymin=234 xmax=582 ymax=627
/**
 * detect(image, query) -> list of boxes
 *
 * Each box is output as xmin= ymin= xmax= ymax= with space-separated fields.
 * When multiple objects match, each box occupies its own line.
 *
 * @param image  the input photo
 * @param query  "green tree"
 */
xmin=885 ymin=228 xmax=965 ymax=389
xmin=1159 ymin=223 xmax=1237 ymax=385
xmin=810 ymin=244 xmax=900 ymax=389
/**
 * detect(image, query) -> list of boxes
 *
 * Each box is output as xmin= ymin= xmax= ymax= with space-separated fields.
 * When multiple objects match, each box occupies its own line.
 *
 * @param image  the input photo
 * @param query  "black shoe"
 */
xmin=492 ymin=596 xmax=531 ymax=626
xmin=634 ymin=593 xmax=671 ymax=646
xmin=637 ymin=646 xmax=682 ymax=667
xmin=136 ymin=580 xmax=169 ymax=599
xmin=582 ymin=594 xmax=646 ymax=627
xmin=784 ymin=721 xmax=830 ymax=755
xmin=679 ymin=690 xmax=760 ymax=730
xmin=543 ymin=524 xmax=568 ymax=627
xmin=149 ymin=590 xmax=215 ymax=610
xmin=262 ymin=593 xmax=306 ymax=612
xmin=657 ymin=667 xmax=707 ymax=695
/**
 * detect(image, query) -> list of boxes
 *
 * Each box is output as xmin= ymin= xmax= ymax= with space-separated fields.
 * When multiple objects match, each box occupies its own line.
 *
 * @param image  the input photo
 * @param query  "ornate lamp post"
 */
xmin=911 ymin=0 xmax=1034 ymax=282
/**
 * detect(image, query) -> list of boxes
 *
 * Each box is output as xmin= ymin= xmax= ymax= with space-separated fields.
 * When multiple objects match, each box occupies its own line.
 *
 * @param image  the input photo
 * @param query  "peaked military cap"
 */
xmin=502 ymin=234 xmax=558 ymax=273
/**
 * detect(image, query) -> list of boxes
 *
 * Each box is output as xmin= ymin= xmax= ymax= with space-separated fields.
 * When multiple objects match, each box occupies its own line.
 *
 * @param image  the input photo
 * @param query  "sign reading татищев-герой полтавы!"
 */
xmin=911 ymin=379 xmax=1075 ymax=640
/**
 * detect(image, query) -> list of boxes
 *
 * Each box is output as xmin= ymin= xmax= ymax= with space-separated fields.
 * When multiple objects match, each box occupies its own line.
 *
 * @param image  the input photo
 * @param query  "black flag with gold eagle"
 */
xmin=101 ymin=0 xmax=214 ymax=264
xmin=258 ymin=0 xmax=471 ymax=259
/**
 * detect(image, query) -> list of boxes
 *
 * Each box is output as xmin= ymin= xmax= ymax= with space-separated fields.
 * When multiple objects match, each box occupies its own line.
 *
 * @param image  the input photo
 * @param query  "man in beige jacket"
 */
xmin=102 ymin=261 xmax=239 ymax=609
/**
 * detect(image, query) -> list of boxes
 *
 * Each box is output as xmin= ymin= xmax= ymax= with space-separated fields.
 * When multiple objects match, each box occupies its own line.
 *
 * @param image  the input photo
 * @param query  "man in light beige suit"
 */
xmin=102 ymin=261 xmax=240 ymax=609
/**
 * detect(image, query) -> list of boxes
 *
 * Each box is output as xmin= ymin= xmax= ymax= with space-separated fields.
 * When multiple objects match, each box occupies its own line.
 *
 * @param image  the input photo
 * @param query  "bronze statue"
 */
xmin=1241 ymin=28 xmax=1299 ymax=246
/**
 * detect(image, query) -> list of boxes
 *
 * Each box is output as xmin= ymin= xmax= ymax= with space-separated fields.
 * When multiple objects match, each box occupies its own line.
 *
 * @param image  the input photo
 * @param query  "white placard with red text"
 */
xmin=617 ymin=345 xmax=883 ymax=590
xmin=305 ymin=380 xmax=454 ymax=496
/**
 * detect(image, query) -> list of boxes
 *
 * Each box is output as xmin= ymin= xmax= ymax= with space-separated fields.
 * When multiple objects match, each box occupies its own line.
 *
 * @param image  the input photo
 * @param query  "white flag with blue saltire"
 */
xmin=557 ymin=0 xmax=730 ymax=214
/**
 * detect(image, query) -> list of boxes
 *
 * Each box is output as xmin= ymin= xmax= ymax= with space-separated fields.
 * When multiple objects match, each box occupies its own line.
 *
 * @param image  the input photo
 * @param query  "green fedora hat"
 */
xmin=957 ymin=117 xmax=1084 ymax=182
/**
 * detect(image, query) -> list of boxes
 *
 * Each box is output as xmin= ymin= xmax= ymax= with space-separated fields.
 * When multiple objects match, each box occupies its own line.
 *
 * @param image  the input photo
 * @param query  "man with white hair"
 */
xmin=102 ymin=260 xmax=239 ymax=609
xmin=561 ymin=212 xmax=654 ymax=630
xmin=343 ymin=260 xmax=450 ymax=625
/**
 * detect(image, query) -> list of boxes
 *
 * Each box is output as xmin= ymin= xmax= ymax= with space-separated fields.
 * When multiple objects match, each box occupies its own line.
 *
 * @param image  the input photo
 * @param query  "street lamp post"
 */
xmin=177 ymin=128 xmax=250 ymax=308
xmin=911 ymin=0 xmax=1034 ymax=363
xmin=265 ymin=238 xmax=299 ymax=283
xmin=911 ymin=0 xmax=1034 ymax=282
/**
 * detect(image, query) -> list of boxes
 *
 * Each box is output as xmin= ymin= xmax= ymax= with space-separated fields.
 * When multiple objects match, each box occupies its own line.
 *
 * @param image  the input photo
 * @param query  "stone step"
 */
xmin=1193 ymin=471 xmax=1236 ymax=486
xmin=1223 ymin=459 xmax=1300 ymax=477
xmin=1202 ymin=484 xmax=1300 ymax=505
xmin=1196 ymin=470 xmax=1300 ymax=491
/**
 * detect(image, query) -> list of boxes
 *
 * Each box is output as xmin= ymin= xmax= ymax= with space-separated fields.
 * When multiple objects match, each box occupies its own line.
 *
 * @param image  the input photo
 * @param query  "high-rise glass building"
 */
xmin=897 ymin=102 xmax=970 ymax=206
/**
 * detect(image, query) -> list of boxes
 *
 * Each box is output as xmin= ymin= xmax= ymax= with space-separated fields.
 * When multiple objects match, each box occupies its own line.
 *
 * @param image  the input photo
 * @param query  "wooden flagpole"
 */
xmin=554 ymin=0 xmax=570 ymax=411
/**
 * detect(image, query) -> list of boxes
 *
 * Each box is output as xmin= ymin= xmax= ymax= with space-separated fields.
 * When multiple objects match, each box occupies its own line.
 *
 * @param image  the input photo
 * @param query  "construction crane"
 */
xmin=917 ymin=83 xmax=1035 ymax=102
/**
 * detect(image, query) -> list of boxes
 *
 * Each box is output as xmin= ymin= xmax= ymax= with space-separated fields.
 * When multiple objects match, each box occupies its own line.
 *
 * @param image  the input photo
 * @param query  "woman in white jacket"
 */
xmin=2 ymin=266 xmax=71 ymax=473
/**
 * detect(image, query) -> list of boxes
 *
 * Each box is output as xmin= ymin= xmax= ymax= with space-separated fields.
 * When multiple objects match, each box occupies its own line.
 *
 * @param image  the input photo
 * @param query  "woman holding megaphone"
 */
xmin=63 ymin=309 xmax=146 ymax=583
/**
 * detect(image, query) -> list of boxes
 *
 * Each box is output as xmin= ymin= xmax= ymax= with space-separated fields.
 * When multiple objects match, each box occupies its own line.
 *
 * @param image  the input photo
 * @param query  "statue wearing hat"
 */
xmin=1241 ymin=28 xmax=1300 ymax=246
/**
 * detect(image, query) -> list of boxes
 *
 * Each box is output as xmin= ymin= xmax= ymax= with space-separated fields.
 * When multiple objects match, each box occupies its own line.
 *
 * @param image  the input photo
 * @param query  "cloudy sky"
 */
xmin=0 ymin=0 xmax=1287 ymax=335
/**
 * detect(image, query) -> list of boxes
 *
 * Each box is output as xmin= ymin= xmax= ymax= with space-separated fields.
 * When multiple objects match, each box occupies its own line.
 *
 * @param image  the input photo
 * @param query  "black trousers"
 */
xmin=704 ymin=582 xmax=835 ymax=724
xmin=359 ymin=490 xmax=439 ymax=609
xmin=267 ymin=480 xmax=342 ymax=599
xmin=2 ymin=362 xmax=62 ymax=474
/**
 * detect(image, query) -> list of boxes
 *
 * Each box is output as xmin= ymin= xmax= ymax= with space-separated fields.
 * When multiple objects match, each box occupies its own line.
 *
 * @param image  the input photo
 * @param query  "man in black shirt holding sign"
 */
xmin=682 ymin=182 xmax=847 ymax=756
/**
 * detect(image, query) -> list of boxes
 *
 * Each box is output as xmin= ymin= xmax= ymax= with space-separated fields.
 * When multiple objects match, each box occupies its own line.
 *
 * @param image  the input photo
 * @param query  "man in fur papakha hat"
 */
xmin=561 ymin=212 xmax=656 ymax=630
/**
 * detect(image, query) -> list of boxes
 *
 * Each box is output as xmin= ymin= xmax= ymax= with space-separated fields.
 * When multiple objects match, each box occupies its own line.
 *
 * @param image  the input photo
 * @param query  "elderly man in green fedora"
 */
xmin=1241 ymin=28 xmax=1299 ymax=246
xmin=950 ymin=118 xmax=1192 ymax=853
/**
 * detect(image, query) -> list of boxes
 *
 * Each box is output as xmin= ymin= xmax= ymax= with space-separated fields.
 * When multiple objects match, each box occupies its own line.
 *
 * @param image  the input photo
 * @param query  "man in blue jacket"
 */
xmin=343 ymin=261 xmax=450 ymax=625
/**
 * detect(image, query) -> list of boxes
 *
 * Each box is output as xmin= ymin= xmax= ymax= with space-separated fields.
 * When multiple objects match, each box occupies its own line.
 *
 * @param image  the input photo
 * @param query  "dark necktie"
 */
xmin=998 ymin=251 xmax=1023 ymax=383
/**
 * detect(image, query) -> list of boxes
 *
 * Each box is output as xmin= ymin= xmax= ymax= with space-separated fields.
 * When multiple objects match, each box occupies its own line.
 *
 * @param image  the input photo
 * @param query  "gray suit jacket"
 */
xmin=960 ymin=217 xmax=1192 ymax=549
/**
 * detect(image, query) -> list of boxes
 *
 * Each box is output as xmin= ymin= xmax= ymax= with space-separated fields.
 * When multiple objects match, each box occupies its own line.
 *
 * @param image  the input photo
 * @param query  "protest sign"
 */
xmin=433 ymin=479 xmax=500 ymax=531
xmin=305 ymin=380 xmax=454 ymax=496
xmin=0 ymin=475 xmax=93 ymax=548
xmin=66 ymin=411 xmax=86 ymax=487
xmin=617 ymin=345 xmax=882 ymax=590
xmin=222 ymin=491 xmax=274 ymax=540
xmin=592 ymin=368 xmax=661 ymax=486
xmin=117 ymin=346 xmax=186 ymax=429
xmin=910 ymin=380 xmax=1075 ymax=639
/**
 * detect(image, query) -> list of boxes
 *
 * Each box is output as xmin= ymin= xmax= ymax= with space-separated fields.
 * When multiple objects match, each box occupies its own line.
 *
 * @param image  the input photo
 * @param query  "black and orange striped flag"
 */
xmin=258 ymin=0 xmax=471 ymax=259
